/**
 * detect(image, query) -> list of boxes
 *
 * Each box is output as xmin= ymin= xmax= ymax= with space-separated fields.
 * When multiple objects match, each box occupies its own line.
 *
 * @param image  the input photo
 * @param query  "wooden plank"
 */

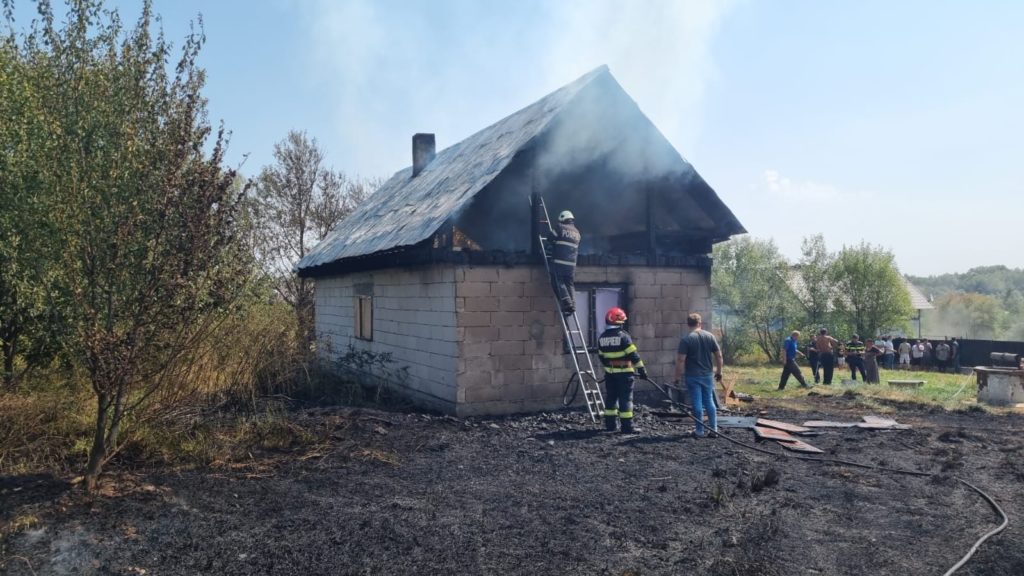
xmin=756 ymin=418 xmax=811 ymax=434
xmin=753 ymin=426 xmax=797 ymax=442
xmin=803 ymin=420 xmax=859 ymax=428
xmin=888 ymin=380 xmax=925 ymax=388
xmin=718 ymin=416 xmax=758 ymax=428
xmin=778 ymin=439 xmax=825 ymax=454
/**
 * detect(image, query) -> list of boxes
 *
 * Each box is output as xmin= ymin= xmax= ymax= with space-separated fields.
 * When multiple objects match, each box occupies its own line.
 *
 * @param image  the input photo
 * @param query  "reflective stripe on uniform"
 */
xmin=604 ymin=367 xmax=635 ymax=374
xmin=554 ymin=240 xmax=577 ymax=247
xmin=619 ymin=410 xmax=634 ymax=419
xmin=603 ymin=409 xmax=619 ymax=417
xmin=553 ymin=259 xmax=576 ymax=266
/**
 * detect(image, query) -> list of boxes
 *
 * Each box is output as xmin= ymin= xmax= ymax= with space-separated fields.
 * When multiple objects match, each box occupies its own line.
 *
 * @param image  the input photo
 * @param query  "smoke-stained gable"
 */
xmin=297 ymin=66 xmax=745 ymax=276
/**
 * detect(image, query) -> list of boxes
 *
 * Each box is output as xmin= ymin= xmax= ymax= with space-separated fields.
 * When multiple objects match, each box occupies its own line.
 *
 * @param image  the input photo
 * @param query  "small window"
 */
xmin=354 ymin=295 xmax=373 ymax=341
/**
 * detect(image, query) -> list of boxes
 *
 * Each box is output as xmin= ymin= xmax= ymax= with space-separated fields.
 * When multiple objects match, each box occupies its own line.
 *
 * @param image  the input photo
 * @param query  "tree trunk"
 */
xmin=85 ymin=390 xmax=110 ymax=492
xmin=2 ymin=336 xmax=15 ymax=390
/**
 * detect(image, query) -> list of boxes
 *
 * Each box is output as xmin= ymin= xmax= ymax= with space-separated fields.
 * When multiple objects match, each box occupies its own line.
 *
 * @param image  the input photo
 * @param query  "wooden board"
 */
xmin=803 ymin=420 xmax=859 ymax=428
xmin=778 ymin=439 xmax=825 ymax=454
xmin=753 ymin=426 xmax=797 ymax=442
xmin=888 ymin=380 xmax=925 ymax=388
xmin=858 ymin=415 xmax=910 ymax=430
xmin=756 ymin=418 xmax=811 ymax=434
xmin=718 ymin=416 xmax=758 ymax=428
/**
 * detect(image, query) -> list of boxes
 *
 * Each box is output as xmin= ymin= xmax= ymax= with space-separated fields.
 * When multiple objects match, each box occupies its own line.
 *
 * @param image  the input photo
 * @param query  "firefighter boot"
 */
xmin=620 ymin=418 xmax=638 ymax=435
xmin=604 ymin=414 xmax=618 ymax=432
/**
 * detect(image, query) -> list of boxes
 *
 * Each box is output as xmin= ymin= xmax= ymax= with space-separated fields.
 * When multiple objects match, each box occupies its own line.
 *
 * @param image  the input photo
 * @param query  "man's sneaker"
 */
xmin=691 ymin=430 xmax=706 ymax=439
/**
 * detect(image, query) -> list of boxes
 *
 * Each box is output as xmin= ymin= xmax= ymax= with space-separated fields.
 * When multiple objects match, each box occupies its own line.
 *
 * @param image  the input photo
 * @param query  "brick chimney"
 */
xmin=412 ymin=133 xmax=435 ymax=177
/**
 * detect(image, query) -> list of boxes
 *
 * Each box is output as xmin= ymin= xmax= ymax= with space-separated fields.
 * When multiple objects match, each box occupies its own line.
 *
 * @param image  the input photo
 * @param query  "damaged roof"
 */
xmin=297 ymin=67 xmax=604 ymax=273
xmin=298 ymin=65 xmax=743 ymax=274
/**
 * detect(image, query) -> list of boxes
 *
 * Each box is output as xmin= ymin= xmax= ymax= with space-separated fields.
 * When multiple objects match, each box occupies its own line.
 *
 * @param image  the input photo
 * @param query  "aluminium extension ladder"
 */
xmin=533 ymin=195 xmax=605 ymax=423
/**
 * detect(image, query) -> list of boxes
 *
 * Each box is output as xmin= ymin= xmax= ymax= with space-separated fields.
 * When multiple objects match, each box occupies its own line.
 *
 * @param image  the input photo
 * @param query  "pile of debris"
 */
xmin=718 ymin=415 xmax=911 ymax=454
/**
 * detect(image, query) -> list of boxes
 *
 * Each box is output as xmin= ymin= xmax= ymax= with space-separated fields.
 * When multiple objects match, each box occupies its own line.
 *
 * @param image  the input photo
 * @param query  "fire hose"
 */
xmin=640 ymin=376 xmax=1009 ymax=576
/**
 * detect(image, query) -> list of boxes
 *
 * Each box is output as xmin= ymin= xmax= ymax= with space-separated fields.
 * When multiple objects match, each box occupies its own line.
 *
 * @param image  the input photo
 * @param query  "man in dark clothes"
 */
xmin=547 ymin=210 xmax=580 ymax=314
xmin=807 ymin=336 xmax=820 ymax=384
xmin=951 ymin=337 xmax=961 ymax=373
xmin=779 ymin=330 xmax=810 ymax=390
xmin=846 ymin=334 xmax=866 ymax=381
xmin=813 ymin=328 xmax=841 ymax=384
xmin=597 ymin=307 xmax=647 ymax=434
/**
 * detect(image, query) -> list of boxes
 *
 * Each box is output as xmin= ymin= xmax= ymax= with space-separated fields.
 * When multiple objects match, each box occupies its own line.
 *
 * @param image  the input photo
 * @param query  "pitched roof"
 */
xmin=902 ymin=277 xmax=934 ymax=310
xmin=297 ymin=67 xmax=608 ymax=272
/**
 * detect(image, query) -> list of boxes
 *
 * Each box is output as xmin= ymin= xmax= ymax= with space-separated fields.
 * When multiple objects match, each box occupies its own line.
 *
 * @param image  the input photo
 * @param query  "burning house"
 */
xmin=297 ymin=66 xmax=745 ymax=416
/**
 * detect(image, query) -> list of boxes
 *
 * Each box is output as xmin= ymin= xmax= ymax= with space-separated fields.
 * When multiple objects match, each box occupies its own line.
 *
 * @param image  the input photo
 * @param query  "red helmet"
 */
xmin=605 ymin=307 xmax=627 ymax=325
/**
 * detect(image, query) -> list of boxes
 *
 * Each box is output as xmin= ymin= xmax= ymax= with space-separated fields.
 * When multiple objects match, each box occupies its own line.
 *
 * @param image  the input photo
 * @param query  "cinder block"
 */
xmin=632 ymin=270 xmax=656 ymax=285
xmin=531 ymin=268 xmax=551 ymax=282
xmin=464 ymin=326 xmax=499 ymax=343
xmin=575 ymin=268 xmax=607 ymax=283
xmin=661 ymin=285 xmax=687 ymax=299
xmin=499 ymin=355 xmax=533 ymax=371
xmin=681 ymin=269 xmax=708 ymax=286
xmin=465 ymin=355 xmax=498 ymax=373
xmin=457 ymin=281 xmax=492 ymax=297
xmin=491 ymin=311 xmax=524 ymax=327
xmin=465 ymin=381 xmax=504 ymax=403
xmin=660 ymin=298 xmax=682 ymax=311
xmin=494 ymin=370 xmax=525 ymax=388
xmin=499 ymin=326 xmax=530 ymax=341
xmin=499 ymin=297 xmax=532 ymax=312
xmin=491 ymin=282 xmax=524 ymax=297
xmin=530 ymin=297 xmax=558 ymax=312
xmin=464 ymin=296 xmax=500 ymax=312
xmin=460 ymin=341 xmax=491 ymax=358
xmin=458 ymin=311 xmax=492 ymax=327
xmin=523 ymin=281 xmax=550 ymax=297
xmin=465 ymin=267 xmax=500 ymax=282
xmin=630 ymin=298 xmax=657 ymax=313
xmin=498 ymin=268 xmax=532 ymax=283
xmin=656 ymin=271 xmax=683 ymax=285
xmin=689 ymin=284 xmax=710 ymax=299
xmin=634 ymin=284 xmax=661 ymax=298
xmin=491 ymin=340 xmax=524 ymax=356
xmin=606 ymin=268 xmax=631 ymax=283
xmin=525 ymin=311 xmax=558 ymax=327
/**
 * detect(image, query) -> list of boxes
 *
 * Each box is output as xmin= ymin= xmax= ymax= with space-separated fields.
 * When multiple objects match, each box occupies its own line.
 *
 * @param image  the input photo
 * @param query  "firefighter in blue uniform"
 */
xmin=547 ymin=210 xmax=580 ymax=314
xmin=597 ymin=307 xmax=647 ymax=434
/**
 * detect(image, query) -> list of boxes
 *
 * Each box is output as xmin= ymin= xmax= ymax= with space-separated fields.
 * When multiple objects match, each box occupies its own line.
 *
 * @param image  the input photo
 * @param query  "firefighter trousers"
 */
xmin=603 ymin=374 xmax=635 ymax=432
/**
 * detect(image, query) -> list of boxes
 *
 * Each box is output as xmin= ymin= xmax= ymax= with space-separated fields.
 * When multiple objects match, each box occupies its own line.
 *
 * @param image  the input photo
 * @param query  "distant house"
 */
xmin=783 ymin=268 xmax=934 ymax=336
xmin=297 ymin=66 xmax=745 ymax=416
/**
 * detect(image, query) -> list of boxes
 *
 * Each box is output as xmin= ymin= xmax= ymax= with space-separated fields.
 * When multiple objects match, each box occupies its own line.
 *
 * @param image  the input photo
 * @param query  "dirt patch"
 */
xmin=2 ymin=399 xmax=1022 ymax=575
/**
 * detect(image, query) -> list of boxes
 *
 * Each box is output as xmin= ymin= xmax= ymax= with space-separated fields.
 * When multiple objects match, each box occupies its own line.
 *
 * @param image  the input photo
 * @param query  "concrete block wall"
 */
xmin=314 ymin=265 xmax=459 ymax=412
xmin=454 ymin=264 xmax=712 ymax=416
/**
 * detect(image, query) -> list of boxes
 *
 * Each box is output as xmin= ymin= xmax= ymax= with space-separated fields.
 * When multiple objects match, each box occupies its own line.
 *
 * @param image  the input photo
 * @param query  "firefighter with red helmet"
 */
xmin=597 ymin=307 xmax=647 ymax=434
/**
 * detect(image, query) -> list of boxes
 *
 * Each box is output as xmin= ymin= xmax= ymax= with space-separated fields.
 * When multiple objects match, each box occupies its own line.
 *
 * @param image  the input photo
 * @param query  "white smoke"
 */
xmin=303 ymin=0 xmax=736 ymax=176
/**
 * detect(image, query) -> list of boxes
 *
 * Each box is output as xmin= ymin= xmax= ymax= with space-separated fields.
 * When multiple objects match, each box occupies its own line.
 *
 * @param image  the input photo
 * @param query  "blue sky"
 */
xmin=13 ymin=0 xmax=1024 ymax=276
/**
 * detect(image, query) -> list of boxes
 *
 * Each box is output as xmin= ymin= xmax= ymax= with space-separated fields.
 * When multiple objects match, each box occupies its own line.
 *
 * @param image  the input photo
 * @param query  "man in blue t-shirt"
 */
xmin=778 ymin=330 xmax=810 ymax=390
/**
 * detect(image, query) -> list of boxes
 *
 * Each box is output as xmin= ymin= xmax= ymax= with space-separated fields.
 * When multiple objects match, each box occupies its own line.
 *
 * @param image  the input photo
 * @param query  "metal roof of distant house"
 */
xmin=902 ymin=277 xmax=934 ymax=310
xmin=297 ymin=65 xmax=742 ymax=273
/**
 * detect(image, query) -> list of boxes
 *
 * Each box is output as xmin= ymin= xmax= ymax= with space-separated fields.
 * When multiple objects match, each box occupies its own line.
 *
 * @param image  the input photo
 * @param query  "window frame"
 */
xmin=354 ymin=294 xmax=373 ymax=341
xmin=573 ymin=283 xmax=630 ymax=351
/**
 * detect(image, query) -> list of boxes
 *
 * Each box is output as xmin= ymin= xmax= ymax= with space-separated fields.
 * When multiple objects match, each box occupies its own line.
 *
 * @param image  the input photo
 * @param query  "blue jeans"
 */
xmin=686 ymin=374 xmax=717 ymax=436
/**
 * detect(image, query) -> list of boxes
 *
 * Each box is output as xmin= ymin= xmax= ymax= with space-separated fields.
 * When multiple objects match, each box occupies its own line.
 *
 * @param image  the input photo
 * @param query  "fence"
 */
xmin=891 ymin=337 xmax=1024 ymax=369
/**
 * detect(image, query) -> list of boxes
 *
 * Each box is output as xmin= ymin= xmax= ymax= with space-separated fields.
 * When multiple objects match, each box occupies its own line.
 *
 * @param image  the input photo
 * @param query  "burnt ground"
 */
xmin=2 ymin=394 xmax=1023 ymax=576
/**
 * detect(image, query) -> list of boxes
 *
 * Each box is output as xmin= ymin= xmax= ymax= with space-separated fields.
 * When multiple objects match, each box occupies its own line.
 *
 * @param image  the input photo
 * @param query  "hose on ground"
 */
xmin=641 ymin=377 xmax=1009 ymax=576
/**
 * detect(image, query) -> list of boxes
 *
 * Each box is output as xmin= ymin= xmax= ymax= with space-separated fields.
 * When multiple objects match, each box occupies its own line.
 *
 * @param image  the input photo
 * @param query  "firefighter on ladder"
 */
xmin=598 ymin=307 xmax=648 ymax=434
xmin=547 ymin=210 xmax=580 ymax=314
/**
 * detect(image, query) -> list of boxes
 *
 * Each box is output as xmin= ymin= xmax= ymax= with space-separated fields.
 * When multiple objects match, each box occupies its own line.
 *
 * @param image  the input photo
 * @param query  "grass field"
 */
xmin=725 ymin=363 xmax=992 ymax=412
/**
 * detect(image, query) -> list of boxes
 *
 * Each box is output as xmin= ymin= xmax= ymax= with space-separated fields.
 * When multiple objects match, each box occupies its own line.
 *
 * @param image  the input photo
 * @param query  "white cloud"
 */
xmin=760 ymin=169 xmax=856 ymax=203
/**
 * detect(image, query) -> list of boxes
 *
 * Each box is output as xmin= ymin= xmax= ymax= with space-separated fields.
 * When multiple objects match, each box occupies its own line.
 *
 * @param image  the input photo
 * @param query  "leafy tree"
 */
xmin=249 ymin=130 xmax=373 ymax=347
xmin=793 ymin=234 xmax=837 ymax=334
xmin=6 ymin=0 xmax=249 ymax=490
xmin=830 ymin=243 xmax=912 ymax=338
xmin=713 ymin=236 xmax=792 ymax=363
